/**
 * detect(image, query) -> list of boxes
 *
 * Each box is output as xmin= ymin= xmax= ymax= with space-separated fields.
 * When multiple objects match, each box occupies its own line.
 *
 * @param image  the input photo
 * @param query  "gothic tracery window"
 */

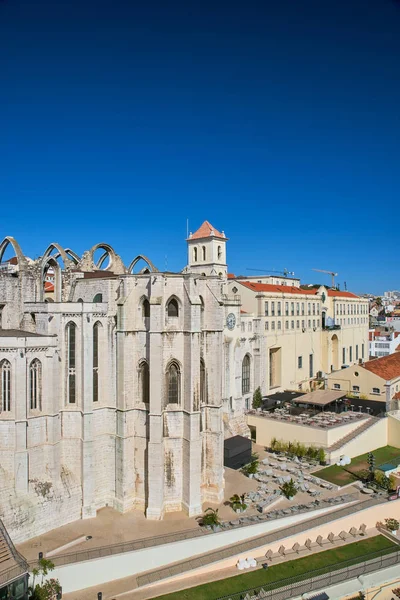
xmin=167 ymin=298 xmax=179 ymax=317
xmin=167 ymin=361 xmax=180 ymax=405
xmin=242 ymin=354 xmax=250 ymax=395
xmin=29 ymin=359 xmax=42 ymax=410
xmin=142 ymin=298 xmax=150 ymax=318
xmin=93 ymin=322 xmax=100 ymax=402
xmin=66 ymin=322 xmax=77 ymax=404
xmin=140 ymin=360 xmax=150 ymax=404
xmin=0 ymin=360 xmax=11 ymax=412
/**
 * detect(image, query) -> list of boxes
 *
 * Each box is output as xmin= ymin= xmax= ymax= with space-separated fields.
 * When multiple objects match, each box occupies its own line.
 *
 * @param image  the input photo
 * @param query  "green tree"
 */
xmin=29 ymin=558 xmax=60 ymax=600
xmin=280 ymin=478 xmax=298 ymax=499
xmin=252 ymin=386 xmax=263 ymax=409
xmin=201 ymin=507 xmax=221 ymax=528
xmin=375 ymin=297 xmax=382 ymax=306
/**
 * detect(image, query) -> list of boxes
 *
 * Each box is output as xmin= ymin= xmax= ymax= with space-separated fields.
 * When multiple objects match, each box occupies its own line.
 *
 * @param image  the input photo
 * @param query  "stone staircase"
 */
xmin=223 ymin=414 xmax=250 ymax=439
xmin=327 ymin=417 xmax=380 ymax=453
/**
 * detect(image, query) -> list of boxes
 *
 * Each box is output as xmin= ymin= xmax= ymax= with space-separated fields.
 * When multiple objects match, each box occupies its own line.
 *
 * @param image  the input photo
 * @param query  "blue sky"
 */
xmin=1 ymin=0 xmax=399 ymax=294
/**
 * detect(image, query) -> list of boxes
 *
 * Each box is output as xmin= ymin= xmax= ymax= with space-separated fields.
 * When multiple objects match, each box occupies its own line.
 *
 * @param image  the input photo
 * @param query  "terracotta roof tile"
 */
xmin=238 ymin=281 xmax=318 ymax=295
xmin=227 ymin=273 xmax=236 ymax=279
xmin=327 ymin=290 xmax=359 ymax=298
xmin=188 ymin=221 xmax=226 ymax=241
xmin=363 ymin=352 xmax=400 ymax=381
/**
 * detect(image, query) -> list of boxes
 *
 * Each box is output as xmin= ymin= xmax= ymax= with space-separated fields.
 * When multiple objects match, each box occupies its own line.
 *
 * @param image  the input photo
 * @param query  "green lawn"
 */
xmin=314 ymin=445 xmax=400 ymax=486
xmin=152 ymin=535 xmax=397 ymax=600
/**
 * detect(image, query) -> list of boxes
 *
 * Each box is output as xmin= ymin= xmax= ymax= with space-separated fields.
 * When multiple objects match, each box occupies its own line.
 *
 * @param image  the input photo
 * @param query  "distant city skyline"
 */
xmin=1 ymin=0 xmax=400 ymax=294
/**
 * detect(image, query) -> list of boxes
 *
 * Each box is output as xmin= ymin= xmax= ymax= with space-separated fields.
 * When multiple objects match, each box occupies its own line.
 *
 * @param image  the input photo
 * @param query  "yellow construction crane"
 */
xmin=312 ymin=268 xmax=338 ymax=288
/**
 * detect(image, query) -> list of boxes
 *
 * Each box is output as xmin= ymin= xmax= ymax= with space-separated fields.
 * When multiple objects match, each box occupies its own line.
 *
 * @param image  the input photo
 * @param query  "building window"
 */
xmin=312 ymin=303 xmax=316 ymax=315
xmin=232 ymin=286 xmax=238 ymax=294
xmin=248 ymin=322 xmax=252 ymax=332
xmin=349 ymin=346 xmax=353 ymax=362
xmin=271 ymin=302 xmax=275 ymax=316
xmin=308 ymin=303 xmax=311 ymax=315
xmin=93 ymin=293 xmax=103 ymax=303
xmin=317 ymin=319 xmax=320 ymax=327
xmin=277 ymin=320 xmax=281 ymax=329
xmin=271 ymin=321 xmax=275 ymax=330
xmin=291 ymin=302 xmax=294 ymax=316
xmin=372 ymin=387 xmax=380 ymax=394
xmin=140 ymin=360 xmax=150 ymax=404
xmin=242 ymin=355 xmax=250 ymax=394
xmin=202 ymin=246 xmax=206 ymax=261
xmin=353 ymin=385 xmax=360 ymax=392
xmin=285 ymin=302 xmax=289 ymax=316
xmin=291 ymin=320 xmax=294 ymax=329
xmin=317 ymin=304 xmax=320 ymax=315
xmin=265 ymin=321 xmax=269 ymax=331
xmin=302 ymin=320 xmax=305 ymax=329
xmin=296 ymin=320 xmax=300 ymax=329
xmin=298 ymin=356 xmax=302 ymax=369
xmin=285 ymin=321 xmax=289 ymax=329
xmin=0 ymin=359 xmax=11 ymax=412
xmin=277 ymin=302 xmax=281 ymax=316
xmin=264 ymin=302 xmax=269 ymax=316
xmin=167 ymin=298 xmax=179 ymax=317
xmin=200 ymin=359 xmax=206 ymax=405
xmin=142 ymin=299 xmax=150 ymax=318
xmin=193 ymin=247 xmax=197 ymax=262
xmin=308 ymin=320 xmax=311 ymax=328
xmin=29 ymin=359 xmax=42 ymax=410
xmin=362 ymin=343 xmax=365 ymax=359
xmin=342 ymin=347 xmax=346 ymax=365
xmin=167 ymin=362 xmax=180 ymax=404
xmin=313 ymin=319 xmax=315 ymax=328
xmin=301 ymin=303 xmax=305 ymax=316
xmin=309 ymin=354 xmax=313 ymax=378
xmin=296 ymin=303 xmax=300 ymax=316
xmin=66 ymin=322 xmax=77 ymax=404
xmin=333 ymin=383 xmax=341 ymax=390
xmin=217 ymin=246 xmax=222 ymax=259
xmin=93 ymin=323 xmax=100 ymax=402
xmin=241 ymin=322 xmax=245 ymax=332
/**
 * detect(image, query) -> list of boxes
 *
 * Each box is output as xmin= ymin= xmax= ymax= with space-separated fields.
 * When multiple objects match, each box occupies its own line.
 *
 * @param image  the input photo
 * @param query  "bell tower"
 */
xmin=186 ymin=221 xmax=228 ymax=277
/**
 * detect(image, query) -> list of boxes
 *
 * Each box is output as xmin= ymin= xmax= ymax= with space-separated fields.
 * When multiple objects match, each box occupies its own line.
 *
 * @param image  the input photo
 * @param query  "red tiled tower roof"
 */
xmin=188 ymin=221 xmax=227 ymax=241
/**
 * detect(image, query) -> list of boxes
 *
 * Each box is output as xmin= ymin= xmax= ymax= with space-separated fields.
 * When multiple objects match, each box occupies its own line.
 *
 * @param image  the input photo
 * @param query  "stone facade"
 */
xmin=0 ymin=231 xmax=228 ymax=542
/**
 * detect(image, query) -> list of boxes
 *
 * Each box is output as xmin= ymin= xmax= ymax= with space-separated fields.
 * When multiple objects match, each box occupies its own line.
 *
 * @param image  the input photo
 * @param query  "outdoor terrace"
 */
xmin=247 ymin=407 xmax=369 ymax=430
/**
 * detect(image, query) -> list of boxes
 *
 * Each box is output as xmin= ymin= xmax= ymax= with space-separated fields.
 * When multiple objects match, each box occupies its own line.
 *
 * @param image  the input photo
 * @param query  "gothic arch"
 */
xmin=42 ymin=243 xmax=72 ymax=267
xmin=41 ymin=255 xmax=62 ymax=302
xmin=128 ymin=254 xmax=158 ymax=274
xmin=64 ymin=248 xmax=80 ymax=264
xmin=0 ymin=237 xmax=28 ymax=269
xmin=166 ymin=295 xmax=181 ymax=318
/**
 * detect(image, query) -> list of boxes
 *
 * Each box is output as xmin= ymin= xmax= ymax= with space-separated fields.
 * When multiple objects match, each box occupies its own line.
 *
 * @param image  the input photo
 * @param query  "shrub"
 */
xmin=318 ymin=447 xmax=326 ymax=464
xmin=230 ymin=493 xmax=247 ymax=511
xmin=280 ymin=478 xmax=298 ymax=499
xmin=252 ymin=387 xmax=263 ymax=409
xmin=201 ymin=508 xmax=221 ymax=527
xmin=385 ymin=518 xmax=399 ymax=532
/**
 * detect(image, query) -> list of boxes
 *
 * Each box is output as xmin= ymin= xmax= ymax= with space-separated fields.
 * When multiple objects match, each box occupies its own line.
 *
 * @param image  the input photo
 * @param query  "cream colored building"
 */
xmin=326 ymin=351 xmax=400 ymax=409
xmin=226 ymin=278 xmax=369 ymax=401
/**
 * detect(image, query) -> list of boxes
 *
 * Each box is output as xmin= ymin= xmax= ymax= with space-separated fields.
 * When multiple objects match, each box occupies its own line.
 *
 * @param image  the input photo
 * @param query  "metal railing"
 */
xmin=31 ymin=525 xmax=213 ymax=569
xmin=216 ymin=548 xmax=400 ymax=600
xmin=136 ymin=496 xmax=382 ymax=587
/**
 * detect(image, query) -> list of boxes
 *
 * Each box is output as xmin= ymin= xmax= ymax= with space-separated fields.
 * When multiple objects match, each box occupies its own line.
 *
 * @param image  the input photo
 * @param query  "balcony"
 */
xmin=322 ymin=324 xmax=341 ymax=331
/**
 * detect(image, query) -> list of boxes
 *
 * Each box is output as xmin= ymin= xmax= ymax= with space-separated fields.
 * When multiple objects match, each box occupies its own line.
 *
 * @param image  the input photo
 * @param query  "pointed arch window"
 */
xmin=167 ymin=298 xmax=179 ymax=317
xmin=193 ymin=247 xmax=198 ymax=262
xmin=140 ymin=360 xmax=150 ymax=404
xmin=200 ymin=359 xmax=206 ymax=405
xmin=202 ymin=246 xmax=206 ymax=261
xmin=93 ymin=322 xmax=100 ymax=402
xmin=29 ymin=359 xmax=42 ymax=410
xmin=242 ymin=354 xmax=250 ymax=395
xmin=93 ymin=293 xmax=103 ymax=303
xmin=217 ymin=245 xmax=222 ymax=259
xmin=66 ymin=322 xmax=77 ymax=404
xmin=0 ymin=360 xmax=11 ymax=412
xmin=166 ymin=362 xmax=180 ymax=405
xmin=142 ymin=298 xmax=150 ymax=318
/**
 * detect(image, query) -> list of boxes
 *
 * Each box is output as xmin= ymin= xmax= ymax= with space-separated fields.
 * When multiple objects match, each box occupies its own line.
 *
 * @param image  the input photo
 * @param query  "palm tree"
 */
xmin=201 ymin=507 xmax=221 ymax=528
